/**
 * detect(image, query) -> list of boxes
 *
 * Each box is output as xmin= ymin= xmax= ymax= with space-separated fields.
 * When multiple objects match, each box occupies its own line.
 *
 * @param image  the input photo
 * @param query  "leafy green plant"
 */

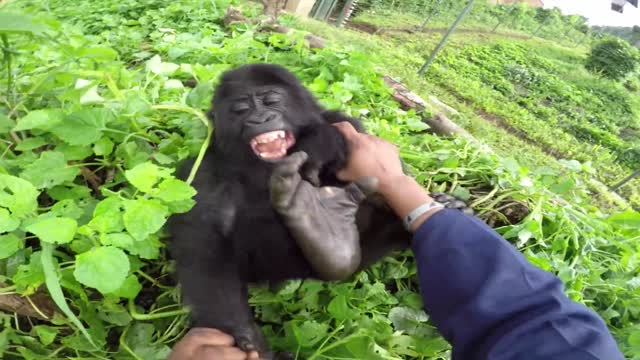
xmin=586 ymin=38 xmax=640 ymax=80
xmin=1 ymin=1 xmax=640 ymax=359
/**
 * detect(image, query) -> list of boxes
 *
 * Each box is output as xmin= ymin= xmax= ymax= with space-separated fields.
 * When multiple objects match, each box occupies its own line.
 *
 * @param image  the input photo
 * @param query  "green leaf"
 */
xmin=20 ymin=151 xmax=79 ymax=189
xmin=74 ymin=246 xmax=130 ymax=294
xmin=0 ymin=13 xmax=48 ymax=34
xmin=388 ymin=306 xmax=429 ymax=335
xmin=0 ymin=113 xmax=13 ymax=134
xmin=26 ymin=216 xmax=78 ymax=244
xmin=13 ymin=109 xmax=63 ymax=131
xmin=79 ymin=86 xmax=105 ymax=105
xmin=110 ymin=274 xmax=142 ymax=299
xmin=101 ymin=232 xmax=134 ymax=248
xmin=15 ymin=137 xmax=47 ymax=151
xmin=0 ymin=234 xmax=22 ymax=259
xmin=56 ymin=144 xmax=94 ymax=161
xmin=146 ymin=55 xmax=179 ymax=75
xmin=0 ymin=208 xmax=20 ymax=232
xmin=33 ymin=325 xmax=59 ymax=346
xmin=40 ymin=243 xmax=95 ymax=347
xmin=78 ymin=46 xmax=119 ymax=61
xmin=327 ymin=294 xmax=352 ymax=321
xmin=123 ymin=199 xmax=168 ymax=241
xmin=127 ymin=234 xmax=161 ymax=260
xmin=292 ymin=320 xmax=329 ymax=348
xmin=608 ymin=210 xmax=640 ymax=229
xmin=154 ymin=179 xmax=197 ymax=202
xmin=50 ymin=109 xmax=112 ymax=146
xmin=0 ymin=174 xmax=40 ymax=217
xmin=93 ymin=137 xmax=114 ymax=156
xmin=89 ymin=197 xmax=124 ymax=234
xmin=125 ymin=162 xmax=172 ymax=193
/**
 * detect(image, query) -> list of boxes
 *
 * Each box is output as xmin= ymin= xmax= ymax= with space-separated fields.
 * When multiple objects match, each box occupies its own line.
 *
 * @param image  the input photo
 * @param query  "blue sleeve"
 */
xmin=412 ymin=209 xmax=623 ymax=360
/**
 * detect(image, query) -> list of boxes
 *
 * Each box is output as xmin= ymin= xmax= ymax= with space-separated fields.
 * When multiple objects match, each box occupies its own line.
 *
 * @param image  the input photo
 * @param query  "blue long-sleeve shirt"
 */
xmin=412 ymin=209 xmax=623 ymax=359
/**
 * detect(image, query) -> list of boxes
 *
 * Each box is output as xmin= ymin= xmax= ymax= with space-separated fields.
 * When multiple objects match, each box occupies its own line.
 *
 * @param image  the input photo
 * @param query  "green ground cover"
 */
xmin=0 ymin=0 xmax=639 ymax=358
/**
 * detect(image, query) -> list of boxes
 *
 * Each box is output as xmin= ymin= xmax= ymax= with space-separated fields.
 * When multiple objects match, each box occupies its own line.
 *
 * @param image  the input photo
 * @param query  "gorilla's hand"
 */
xmin=431 ymin=192 xmax=475 ymax=215
xmin=270 ymin=152 xmax=376 ymax=281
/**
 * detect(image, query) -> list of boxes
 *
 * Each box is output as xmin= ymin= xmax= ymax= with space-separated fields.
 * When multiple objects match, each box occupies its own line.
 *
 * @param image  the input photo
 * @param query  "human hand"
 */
xmin=332 ymin=122 xmax=405 ymax=193
xmin=168 ymin=328 xmax=259 ymax=360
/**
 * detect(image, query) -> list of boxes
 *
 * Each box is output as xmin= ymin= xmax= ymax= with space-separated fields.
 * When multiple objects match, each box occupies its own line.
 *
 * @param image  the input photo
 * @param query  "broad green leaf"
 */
xmin=110 ymin=274 xmax=142 ymax=299
xmin=127 ymin=234 xmax=161 ymax=260
xmin=154 ymin=179 xmax=196 ymax=202
xmin=56 ymin=144 xmax=94 ymax=161
xmin=0 ymin=174 xmax=39 ymax=217
xmin=74 ymin=246 xmax=130 ymax=294
xmin=164 ymin=79 xmax=184 ymax=89
xmin=146 ymin=55 xmax=179 ymax=75
xmin=26 ymin=216 xmax=78 ymax=244
xmin=123 ymin=199 xmax=168 ymax=241
xmin=0 ymin=113 xmax=13 ymax=133
xmin=50 ymin=109 xmax=112 ymax=146
xmin=93 ymin=137 xmax=114 ymax=156
xmin=33 ymin=325 xmax=58 ymax=346
xmin=13 ymin=109 xmax=63 ymax=131
xmin=0 ymin=234 xmax=22 ymax=259
xmin=89 ymin=197 xmax=124 ymax=234
xmin=79 ymin=86 xmax=105 ymax=105
xmin=20 ymin=151 xmax=79 ymax=189
xmin=608 ymin=210 xmax=640 ymax=229
xmin=78 ymin=46 xmax=119 ymax=61
xmin=388 ymin=306 xmax=429 ymax=335
xmin=0 ymin=13 xmax=48 ymax=34
xmin=327 ymin=294 xmax=352 ymax=321
xmin=101 ymin=232 xmax=134 ymax=248
xmin=41 ymin=243 xmax=95 ymax=347
xmin=125 ymin=162 xmax=172 ymax=193
xmin=12 ymin=252 xmax=45 ymax=294
xmin=15 ymin=137 xmax=47 ymax=151
xmin=0 ymin=208 xmax=20 ymax=232
xmin=292 ymin=320 xmax=329 ymax=347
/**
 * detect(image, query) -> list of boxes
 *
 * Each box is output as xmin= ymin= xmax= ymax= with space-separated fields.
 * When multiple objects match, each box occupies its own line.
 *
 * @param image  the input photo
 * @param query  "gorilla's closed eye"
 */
xmin=263 ymin=95 xmax=281 ymax=106
xmin=232 ymin=102 xmax=250 ymax=114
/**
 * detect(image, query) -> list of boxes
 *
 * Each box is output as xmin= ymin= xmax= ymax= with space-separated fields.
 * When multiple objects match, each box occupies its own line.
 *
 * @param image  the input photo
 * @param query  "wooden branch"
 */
xmin=383 ymin=75 xmax=474 ymax=140
xmin=0 ymin=284 xmax=58 ymax=320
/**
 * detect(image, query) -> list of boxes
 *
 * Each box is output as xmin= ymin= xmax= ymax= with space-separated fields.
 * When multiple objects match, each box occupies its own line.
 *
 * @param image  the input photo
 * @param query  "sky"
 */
xmin=543 ymin=0 xmax=640 ymax=27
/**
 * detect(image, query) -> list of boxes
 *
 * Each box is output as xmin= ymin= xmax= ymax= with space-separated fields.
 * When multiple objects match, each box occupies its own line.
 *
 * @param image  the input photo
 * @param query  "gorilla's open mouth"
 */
xmin=250 ymin=130 xmax=296 ymax=160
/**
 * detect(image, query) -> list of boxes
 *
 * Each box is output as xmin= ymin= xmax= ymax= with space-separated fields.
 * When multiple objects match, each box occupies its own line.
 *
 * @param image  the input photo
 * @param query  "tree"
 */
xmin=585 ymin=38 xmax=640 ymax=80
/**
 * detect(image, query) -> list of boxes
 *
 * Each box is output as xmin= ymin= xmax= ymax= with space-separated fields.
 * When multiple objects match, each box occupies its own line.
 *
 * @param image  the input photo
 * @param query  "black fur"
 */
xmin=168 ymin=64 xmax=410 ymax=358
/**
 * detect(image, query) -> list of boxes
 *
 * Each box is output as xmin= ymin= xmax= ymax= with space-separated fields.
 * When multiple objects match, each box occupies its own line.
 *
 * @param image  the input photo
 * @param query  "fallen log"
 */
xmin=0 ymin=283 xmax=58 ymax=320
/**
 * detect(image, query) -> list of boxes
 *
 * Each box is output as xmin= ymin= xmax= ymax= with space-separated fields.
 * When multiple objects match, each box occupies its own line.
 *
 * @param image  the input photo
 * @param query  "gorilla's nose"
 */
xmin=247 ymin=112 xmax=277 ymax=125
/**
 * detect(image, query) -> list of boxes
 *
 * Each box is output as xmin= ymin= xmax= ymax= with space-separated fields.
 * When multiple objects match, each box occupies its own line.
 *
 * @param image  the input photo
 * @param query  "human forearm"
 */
xmin=378 ymin=175 xmax=443 ymax=232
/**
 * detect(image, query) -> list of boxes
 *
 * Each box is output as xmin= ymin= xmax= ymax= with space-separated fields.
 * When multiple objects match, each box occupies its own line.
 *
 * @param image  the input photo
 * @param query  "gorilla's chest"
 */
xmin=231 ymin=201 xmax=314 ymax=282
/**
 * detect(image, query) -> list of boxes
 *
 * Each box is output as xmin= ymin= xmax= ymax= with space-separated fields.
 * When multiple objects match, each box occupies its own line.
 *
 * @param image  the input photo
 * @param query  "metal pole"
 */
xmin=418 ymin=0 xmax=475 ymax=75
xmin=610 ymin=169 xmax=640 ymax=192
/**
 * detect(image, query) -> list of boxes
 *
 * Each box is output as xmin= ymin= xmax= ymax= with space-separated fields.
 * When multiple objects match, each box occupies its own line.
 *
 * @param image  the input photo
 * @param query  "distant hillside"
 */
xmin=594 ymin=25 xmax=640 ymax=47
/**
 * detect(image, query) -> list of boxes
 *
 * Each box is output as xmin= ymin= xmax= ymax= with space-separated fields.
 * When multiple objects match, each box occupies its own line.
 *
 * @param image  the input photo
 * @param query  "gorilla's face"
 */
xmin=211 ymin=64 xmax=324 ymax=162
xmin=225 ymin=85 xmax=297 ymax=161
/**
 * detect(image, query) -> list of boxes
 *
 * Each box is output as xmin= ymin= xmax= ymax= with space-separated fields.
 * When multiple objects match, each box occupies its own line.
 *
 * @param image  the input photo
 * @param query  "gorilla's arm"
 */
xmin=270 ymin=152 xmax=377 ymax=281
xmin=169 ymin=180 xmax=270 ymax=355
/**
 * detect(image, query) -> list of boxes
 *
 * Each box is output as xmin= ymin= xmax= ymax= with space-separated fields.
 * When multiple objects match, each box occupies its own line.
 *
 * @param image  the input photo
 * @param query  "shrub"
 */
xmin=585 ymin=38 xmax=640 ymax=80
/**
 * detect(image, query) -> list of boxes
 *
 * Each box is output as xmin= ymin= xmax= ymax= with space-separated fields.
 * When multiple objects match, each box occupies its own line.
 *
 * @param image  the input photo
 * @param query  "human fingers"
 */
xmin=193 ymin=345 xmax=251 ymax=360
xmin=332 ymin=121 xmax=360 ymax=140
xmin=168 ymin=328 xmax=236 ymax=360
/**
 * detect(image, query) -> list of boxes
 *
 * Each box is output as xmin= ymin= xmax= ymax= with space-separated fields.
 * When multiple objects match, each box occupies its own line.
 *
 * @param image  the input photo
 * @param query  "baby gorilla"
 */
xmin=168 ymin=64 xmax=411 ymax=359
